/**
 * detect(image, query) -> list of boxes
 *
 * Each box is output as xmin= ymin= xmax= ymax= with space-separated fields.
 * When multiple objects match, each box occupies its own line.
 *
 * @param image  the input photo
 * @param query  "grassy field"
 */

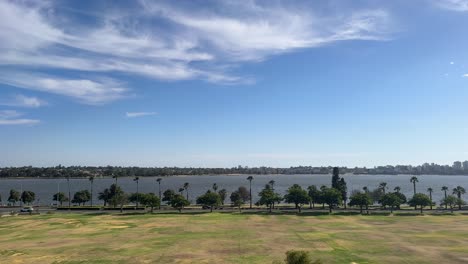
xmin=1 ymin=212 xmax=468 ymax=263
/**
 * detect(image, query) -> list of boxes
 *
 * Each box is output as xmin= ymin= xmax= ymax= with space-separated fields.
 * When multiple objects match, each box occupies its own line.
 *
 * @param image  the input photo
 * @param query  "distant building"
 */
xmin=463 ymin=161 xmax=468 ymax=171
xmin=453 ymin=161 xmax=462 ymax=170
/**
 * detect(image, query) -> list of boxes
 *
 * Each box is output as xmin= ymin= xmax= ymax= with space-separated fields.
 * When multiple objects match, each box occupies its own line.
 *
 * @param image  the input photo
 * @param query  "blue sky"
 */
xmin=1 ymin=0 xmax=468 ymax=167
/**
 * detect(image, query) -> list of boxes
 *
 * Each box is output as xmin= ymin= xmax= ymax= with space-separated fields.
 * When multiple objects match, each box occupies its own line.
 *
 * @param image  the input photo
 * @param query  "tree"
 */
xmin=427 ymin=188 xmax=434 ymax=210
xmin=212 ymin=183 xmax=218 ymax=192
xmin=237 ymin=186 xmax=250 ymax=203
xmin=183 ymin=182 xmax=190 ymax=201
xmin=109 ymin=192 xmax=128 ymax=213
xmin=284 ymin=184 xmax=310 ymax=212
xmin=169 ymin=194 xmax=190 ymax=212
xmin=257 ymin=184 xmax=282 ymax=212
xmin=441 ymin=195 xmax=461 ymax=213
xmin=441 ymin=186 xmax=448 ymax=209
xmin=331 ymin=167 xmax=340 ymax=189
xmin=178 ymin=187 xmax=185 ymax=195
xmin=369 ymin=188 xmax=384 ymax=205
xmin=218 ymin=189 xmax=227 ymax=205
xmin=129 ymin=193 xmax=146 ymax=206
xmin=53 ymin=192 xmax=68 ymax=206
xmin=21 ymin=191 xmax=35 ymax=205
xmin=230 ymin=191 xmax=244 ymax=212
xmin=321 ymin=187 xmax=342 ymax=213
xmin=362 ymin=186 xmax=369 ymax=193
xmin=394 ymin=186 xmax=401 ymax=193
xmin=88 ymin=175 xmax=95 ymax=207
xmin=378 ymin=182 xmax=388 ymax=195
xmin=269 ymin=180 xmax=276 ymax=209
xmin=307 ymin=185 xmax=320 ymax=209
xmin=156 ymin=178 xmax=162 ymax=209
xmin=408 ymin=193 xmax=431 ymax=213
xmin=140 ymin=193 xmax=160 ymax=213
xmin=162 ymin=189 xmax=176 ymax=204
xmin=196 ymin=191 xmax=222 ymax=212
xmin=98 ymin=188 xmax=111 ymax=206
xmin=8 ymin=189 xmax=20 ymax=206
xmin=380 ymin=193 xmax=403 ymax=213
xmin=67 ymin=175 xmax=71 ymax=208
xmin=452 ymin=186 xmax=466 ymax=210
xmin=72 ymin=190 xmax=91 ymax=206
xmin=410 ymin=176 xmax=418 ymax=195
xmin=393 ymin=192 xmax=407 ymax=209
xmin=338 ymin=178 xmax=348 ymax=209
xmin=133 ymin=176 xmax=140 ymax=207
xmin=247 ymin=176 xmax=253 ymax=209
xmin=348 ymin=192 xmax=372 ymax=214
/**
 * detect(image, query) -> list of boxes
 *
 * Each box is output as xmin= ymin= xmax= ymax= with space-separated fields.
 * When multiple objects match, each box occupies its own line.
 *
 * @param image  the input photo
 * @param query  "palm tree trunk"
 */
xmin=329 ymin=205 xmax=332 ymax=213
xmin=420 ymin=206 xmax=423 ymax=214
xmin=249 ymin=182 xmax=252 ymax=209
xmin=444 ymin=191 xmax=447 ymax=209
xmin=360 ymin=206 xmax=363 ymax=214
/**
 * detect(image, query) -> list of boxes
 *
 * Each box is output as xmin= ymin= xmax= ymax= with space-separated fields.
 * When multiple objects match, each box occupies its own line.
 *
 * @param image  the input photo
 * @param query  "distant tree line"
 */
xmin=2 ymin=163 xmax=468 ymax=178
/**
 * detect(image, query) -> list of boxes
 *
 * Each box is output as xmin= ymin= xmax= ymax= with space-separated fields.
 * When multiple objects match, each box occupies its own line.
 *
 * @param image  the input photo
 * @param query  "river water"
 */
xmin=1 ymin=174 xmax=467 ymax=206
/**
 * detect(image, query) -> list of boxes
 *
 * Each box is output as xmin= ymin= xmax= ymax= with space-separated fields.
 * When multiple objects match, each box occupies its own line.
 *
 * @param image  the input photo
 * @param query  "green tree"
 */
xmin=21 ymin=191 xmax=35 ymax=205
xmin=133 ymin=176 xmax=140 ymax=207
xmin=8 ymin=189 xmax=20 ymax=206
xmin=212 ymin=183 xmax=218 ymax=192
xmin=98 ymin=188 xmax=111 ymax=206
xmin=408 ymin=193 xmax=432 ymax=214
xmin=257 ymin=184 xmax=282 ymax=212
xmin=162 ymin=189 xmax=176 ymax=204
xmin=307 ymin=185 xmax=320 ymax=209
xmin=72 ymin=190 xmax=91 ymax=206
xmin=109 ymin=192 xmax=128 ymax=213
xmin=322 ymin=187 xmax=342 ymax=213
xmin=156 ymin=178 xmax=162 ymax=209
xmin=247 ymin=176 xmax=253 ymax=209
xmin=348 ymin=192 xmax=372 ymax=214
xmin=331 ymin=167 xmax=340 ymax=189
xmin=284 ymin=184 xmax=310 ymax=212
xmin=129 ymin=193 xmax=146 ymax=206
xmin=452 ymin=186 xmax=466 ymax=210
xmin=269 ymin=180 xmax=276 ymax=209
xmin=393 ymin=192 xmax=407 ymax=209
xmin=441 ymin=186 xmax=448 ymax=209
xmin=378 ymin=182 xmax=388 ymax=195
xmin=230 ymin=190 xmax=244 ymax=212
xmin=140 ymin=193 xmax=160 ymax=213
xmin=169 ymin=194 xmax=190 ymax=212
xmin=196 ymin=191 xmax=222 ymax=212
xmin=53 ymin=192 xmax=68 ymax=206
xmin=441 ymin=195 xmax=461 ymax=213
xmin=380 ymin=193 xmax=403 ymax=213
xmin=394 ymin=186 xmax=401 ymax=193
xmin=237 ymin=186 xmax=250 ymax=203
xmin=218 ymin=189 xmax=227 ymax=205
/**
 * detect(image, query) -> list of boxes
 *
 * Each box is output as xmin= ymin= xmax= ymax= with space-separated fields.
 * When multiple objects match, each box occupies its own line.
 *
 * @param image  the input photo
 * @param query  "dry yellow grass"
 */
xmin=1 ymin=212 xmax=468 ymax=263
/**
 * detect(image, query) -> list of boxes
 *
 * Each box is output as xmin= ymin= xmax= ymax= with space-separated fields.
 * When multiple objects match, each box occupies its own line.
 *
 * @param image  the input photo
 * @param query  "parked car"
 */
xmin=20 ymin=207 xmax=34 ymax=213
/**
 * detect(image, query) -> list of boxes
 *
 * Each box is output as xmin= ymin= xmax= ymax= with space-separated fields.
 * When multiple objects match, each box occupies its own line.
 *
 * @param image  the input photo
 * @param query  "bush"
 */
xmin=284 ymin=250 xmax=322 ymax=264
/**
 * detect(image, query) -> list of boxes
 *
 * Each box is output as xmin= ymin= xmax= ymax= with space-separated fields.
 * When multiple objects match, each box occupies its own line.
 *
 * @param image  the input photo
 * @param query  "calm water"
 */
xmin=1 ymin=174 xmax=467 ymax=206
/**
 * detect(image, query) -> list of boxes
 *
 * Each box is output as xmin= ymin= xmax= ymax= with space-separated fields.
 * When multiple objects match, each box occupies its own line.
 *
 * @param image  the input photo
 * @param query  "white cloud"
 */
xmin=463 ymin=74 xmax=468 ymax=77
xmin=125 ymin=112 xmax=157 ymax=118
xmin=0 ymin=72 xmax=129 ymax=105
xmin=0 ymin=1 xmax=394 ymax=102
xmin=451 ymin=61 xmax=455 ymax=64
xmin=435 ymin=0 xmax=468 ymax=11
xmin=0 ymin=110 xmax=40 ymax=125
xmin=0 ymin=94 xmax=46 ymax=108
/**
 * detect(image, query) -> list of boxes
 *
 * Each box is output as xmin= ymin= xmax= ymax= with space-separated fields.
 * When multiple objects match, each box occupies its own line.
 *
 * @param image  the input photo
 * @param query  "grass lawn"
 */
xmin=1 ymin=212 xmax=468 ymax=263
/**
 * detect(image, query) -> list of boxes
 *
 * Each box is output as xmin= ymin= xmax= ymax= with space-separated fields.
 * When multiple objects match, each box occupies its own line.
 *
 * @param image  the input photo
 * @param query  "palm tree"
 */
xmin=212 ymin=183 xmax=218 ymax=192
xmin=453 ymin=186 xmax=466 ymax=210
xmin=441 ymin=186 xmax=448 ymax=209
xmin=269 ymin=180 xmax=276 ymax=209
xmin=427 ymin=188 xmax=433 ymax=210
xmin=133 ymin=176 xmax=140 ymax=207
xmin=247 ymin=176 xmax=253 ymax=209
xmin=156 ymin=178 xmax=162 ymax=209
xmin=67 ymin=175 xmax=71 ymax=209
xmin=112 ymin=174 xmax=118 ymax=185
xmin=362 ymin=186 xmax=369 ymax=193
xmin=88 ymin=175 xmax=95 ymax=207
xmin=410 ymin=176 xmax=418 ymax=195
xmin=183 ymin=182 xmax=190 ymax=201
xmin=178 ymin=187 xmax=185 ymax=195
xmin=394 ymin=186 xmax=401 ymax=193
xmin=379 ymin=182 xmax=388 ymax=195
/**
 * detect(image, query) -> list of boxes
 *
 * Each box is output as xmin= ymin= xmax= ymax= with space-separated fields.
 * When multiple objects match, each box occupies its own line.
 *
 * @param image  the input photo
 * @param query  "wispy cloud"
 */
xmin=0 ymin=94 xmax=46 ymax=108
xmin=0 ymin=72 xmax=129 ymax=105
xmin=0 ymin=1 xmax=394 ymax=103
xmin=0 ymin=110 xmax=40 ymax=125
xmin=435 ymin=0 xmax=468 ymax=11
xmin=463 ymin=74 xmax=468 ymax=77
xmin=125 ymin=112 xmax=157 ymax=118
